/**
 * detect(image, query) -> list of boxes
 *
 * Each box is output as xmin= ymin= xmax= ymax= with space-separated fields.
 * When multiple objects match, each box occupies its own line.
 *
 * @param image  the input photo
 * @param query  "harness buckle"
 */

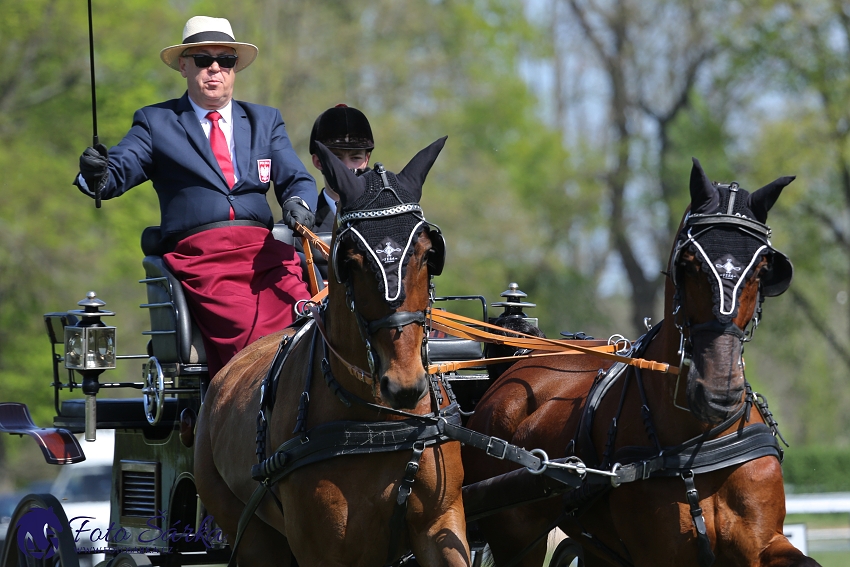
xmin=404 ymin=460 xmax=420 ymax=476
xmin=641 ymin=460 xmax=651 ymax=480
xmin=610 ymin=463 xmax=622 ymax=488
xmin=396 ymin=483 xmax=412 ymax=505
xmin=485 ymin=437 xmax=509 ymax=459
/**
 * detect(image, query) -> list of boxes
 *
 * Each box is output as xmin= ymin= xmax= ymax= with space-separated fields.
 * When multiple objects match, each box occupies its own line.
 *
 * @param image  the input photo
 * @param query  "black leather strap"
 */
xmin=180 ymin=219 xmax=268 ymax=240
xmin=367 ymin=310 xmax=426 ymax=334
xmin=441 ymin=422 xmax=584 ymax=489
xmin=251 ymin=404 xmax=461 ymax=483
xmin=605 ymin=422 xmax=780 ymax=485
xmin=387 ymin=442 xmax=425 ymax=564
xmin=682 ymin=470 xmax=716 ymax=567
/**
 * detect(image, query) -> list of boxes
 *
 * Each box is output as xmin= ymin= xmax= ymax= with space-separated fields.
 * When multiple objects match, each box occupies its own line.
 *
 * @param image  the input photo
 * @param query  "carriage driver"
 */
xmin=73 ymin=16 xmax=318 ymax=378
xmin=309 ymin=104 xmax=375 ymax=235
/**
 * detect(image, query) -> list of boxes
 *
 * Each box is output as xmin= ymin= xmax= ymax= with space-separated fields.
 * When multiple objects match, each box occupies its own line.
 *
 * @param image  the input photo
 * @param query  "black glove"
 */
xmin=79 ymin=143 xmax=109 ymax=193
xmin=282 ymin=197 xmax=315 ymax=230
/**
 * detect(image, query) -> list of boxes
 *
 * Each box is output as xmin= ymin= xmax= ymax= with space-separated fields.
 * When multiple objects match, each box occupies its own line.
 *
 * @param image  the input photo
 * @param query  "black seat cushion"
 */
xmin=428 ymin=338 xmax=483 ymax=362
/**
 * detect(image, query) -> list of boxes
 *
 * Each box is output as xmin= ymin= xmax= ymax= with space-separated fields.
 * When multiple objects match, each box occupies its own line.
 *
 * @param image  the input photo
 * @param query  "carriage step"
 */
xmin=0 ymin=402 xmax=85 ymax=464
xmin=54 ymin=398 xmax=192 ymax=432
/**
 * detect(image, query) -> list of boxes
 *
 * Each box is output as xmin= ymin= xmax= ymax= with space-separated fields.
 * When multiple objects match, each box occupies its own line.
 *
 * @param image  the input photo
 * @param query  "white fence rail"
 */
xmin=786 ymin=492 xmax=850 ymax=555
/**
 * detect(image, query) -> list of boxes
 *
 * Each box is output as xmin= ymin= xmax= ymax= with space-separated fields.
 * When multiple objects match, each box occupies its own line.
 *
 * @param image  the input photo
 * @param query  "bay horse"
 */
xmin=463 ymin=159 xmax=819 ymax=567
xmin=194 ymin=138 xmax=471 ymax=567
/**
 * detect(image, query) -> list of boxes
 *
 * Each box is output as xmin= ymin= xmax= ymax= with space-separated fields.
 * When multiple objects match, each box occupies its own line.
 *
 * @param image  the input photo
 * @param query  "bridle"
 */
xmin=328 ymin=163 xmax=446 ymax=386
xmin=668 ymin=189 xmax=792 ymax=373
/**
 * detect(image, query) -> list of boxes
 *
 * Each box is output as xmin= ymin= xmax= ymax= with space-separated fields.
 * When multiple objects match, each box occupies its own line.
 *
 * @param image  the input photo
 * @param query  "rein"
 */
xmin=429 ymin=310 xmax=680 ymax=375
xmin=292 ymin=222 xmax=680 ymax=376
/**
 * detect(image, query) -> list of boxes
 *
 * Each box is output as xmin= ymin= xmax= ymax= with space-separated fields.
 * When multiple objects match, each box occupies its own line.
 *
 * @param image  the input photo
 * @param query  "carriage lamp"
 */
xmin=491 ymin=282 xmax=538 ymax=327
xmin=64 ymin=291 xmax=116 ymax=441
xmin=64 ymin=291 xmax=116 ymax=371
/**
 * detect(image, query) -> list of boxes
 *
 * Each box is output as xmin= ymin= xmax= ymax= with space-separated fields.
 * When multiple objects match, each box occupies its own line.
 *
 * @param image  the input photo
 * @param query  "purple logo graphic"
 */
xmin=16 ymin=507 xmax=64 ymax=559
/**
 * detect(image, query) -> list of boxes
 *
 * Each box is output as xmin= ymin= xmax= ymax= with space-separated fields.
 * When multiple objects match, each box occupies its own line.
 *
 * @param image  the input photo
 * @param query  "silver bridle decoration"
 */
xmin=337 ymin=203 xmax=423 ymax=225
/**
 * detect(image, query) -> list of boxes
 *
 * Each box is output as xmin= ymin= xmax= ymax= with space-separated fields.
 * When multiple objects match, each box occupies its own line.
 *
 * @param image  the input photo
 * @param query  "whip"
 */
xmin=87 ymin=0 xmax=101 ymax=208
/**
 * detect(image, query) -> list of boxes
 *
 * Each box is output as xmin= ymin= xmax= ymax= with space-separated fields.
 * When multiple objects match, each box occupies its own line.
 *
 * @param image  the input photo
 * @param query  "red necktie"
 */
xmin=206 ymin=111 xmax=236 ymax=219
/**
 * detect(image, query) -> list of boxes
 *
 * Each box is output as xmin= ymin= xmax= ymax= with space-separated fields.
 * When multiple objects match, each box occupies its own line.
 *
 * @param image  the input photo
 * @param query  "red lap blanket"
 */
xmin=164 ymin=225 xmax=310 ymax=378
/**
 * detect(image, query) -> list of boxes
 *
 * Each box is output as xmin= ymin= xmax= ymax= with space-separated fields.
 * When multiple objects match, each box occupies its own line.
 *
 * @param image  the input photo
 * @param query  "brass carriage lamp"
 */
xmin=64 ymin=291 xmax=116 ymax=441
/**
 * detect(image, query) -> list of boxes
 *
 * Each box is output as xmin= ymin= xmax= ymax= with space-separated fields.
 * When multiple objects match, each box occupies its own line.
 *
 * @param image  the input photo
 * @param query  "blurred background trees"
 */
xmin=1 ymin=0 xmax=849 ymax=486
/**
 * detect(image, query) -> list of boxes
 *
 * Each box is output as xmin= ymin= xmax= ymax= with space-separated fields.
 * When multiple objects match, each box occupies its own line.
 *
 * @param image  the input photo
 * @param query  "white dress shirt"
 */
xmin=187 ymin=97 xmax=240 ymax=183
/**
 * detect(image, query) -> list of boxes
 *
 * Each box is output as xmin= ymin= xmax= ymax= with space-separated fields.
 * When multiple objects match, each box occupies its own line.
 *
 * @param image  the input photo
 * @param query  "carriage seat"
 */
xmin=139 ymin=224 xmax=325 ymax=367
xmin=427 ymin=337 xmax=483 ymax=363
xmin=141 ymin=253 xmax=206 ymax=365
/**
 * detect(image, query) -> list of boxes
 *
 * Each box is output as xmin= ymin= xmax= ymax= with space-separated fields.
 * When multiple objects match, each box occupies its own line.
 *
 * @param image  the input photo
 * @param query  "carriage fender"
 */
xmin=0 ymin=402 xmax=86 ymax=465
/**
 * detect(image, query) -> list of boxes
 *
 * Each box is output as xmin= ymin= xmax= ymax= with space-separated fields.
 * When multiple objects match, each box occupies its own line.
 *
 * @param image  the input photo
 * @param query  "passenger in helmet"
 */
xmin=309 ymin=104 xmax=374 ymax=234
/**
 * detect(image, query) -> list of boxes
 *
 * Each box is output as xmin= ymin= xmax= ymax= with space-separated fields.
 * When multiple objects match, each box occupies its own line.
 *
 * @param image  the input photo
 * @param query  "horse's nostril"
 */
xmin=380 ymin=374 xmax=428 ymax=410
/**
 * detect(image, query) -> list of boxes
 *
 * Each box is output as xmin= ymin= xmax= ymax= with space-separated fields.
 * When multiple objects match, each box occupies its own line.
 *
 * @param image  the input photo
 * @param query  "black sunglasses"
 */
xmin=184 ymin=54 xmax=238 ymax=69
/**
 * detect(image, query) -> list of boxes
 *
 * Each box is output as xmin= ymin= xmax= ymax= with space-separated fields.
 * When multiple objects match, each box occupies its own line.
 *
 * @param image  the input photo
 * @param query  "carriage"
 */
xmin=0 ymin=216 xmax=563 ymax=567
xmin=0 ymin=150 xmax=816 ymax=567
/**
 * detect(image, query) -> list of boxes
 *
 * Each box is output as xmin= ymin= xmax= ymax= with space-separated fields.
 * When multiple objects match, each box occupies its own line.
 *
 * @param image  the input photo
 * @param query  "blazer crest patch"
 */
xmin=257 ymin=159 xmax=271 ymax=183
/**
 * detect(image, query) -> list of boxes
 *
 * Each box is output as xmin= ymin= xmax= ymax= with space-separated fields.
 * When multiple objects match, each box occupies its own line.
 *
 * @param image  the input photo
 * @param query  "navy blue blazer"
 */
xmin=313 ymin=189 xmax=336 ymax=234
xmin=76 ymin=92 xmax=317 ymax=239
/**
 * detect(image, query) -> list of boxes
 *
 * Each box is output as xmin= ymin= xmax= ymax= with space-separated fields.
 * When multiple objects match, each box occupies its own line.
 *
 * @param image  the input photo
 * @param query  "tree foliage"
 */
xmin=3 ymin=0 xmax=850 ymax=487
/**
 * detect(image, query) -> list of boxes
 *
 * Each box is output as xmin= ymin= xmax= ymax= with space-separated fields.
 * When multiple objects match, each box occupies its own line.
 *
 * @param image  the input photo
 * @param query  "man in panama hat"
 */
xmin=73 ymin=16 xmax=318 ymax=378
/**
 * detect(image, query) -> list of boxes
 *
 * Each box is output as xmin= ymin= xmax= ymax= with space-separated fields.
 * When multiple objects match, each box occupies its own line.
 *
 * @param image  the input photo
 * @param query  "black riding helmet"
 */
xmin=309 ymin=104 xmax=374 ymax=155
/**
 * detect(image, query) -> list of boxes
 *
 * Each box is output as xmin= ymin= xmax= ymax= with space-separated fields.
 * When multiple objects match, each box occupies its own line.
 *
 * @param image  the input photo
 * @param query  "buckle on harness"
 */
xmin=405 ymin=460 xmax=420 ymax=476
xmin=641 ymin=459 xmax=651 ymax=480
xmin=486 ymin=437 xmax=509 ymax=459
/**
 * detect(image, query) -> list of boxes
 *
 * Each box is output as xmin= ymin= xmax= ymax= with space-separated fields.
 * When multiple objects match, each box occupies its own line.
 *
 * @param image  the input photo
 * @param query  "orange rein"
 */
xmin=294 ymin=221 xmax=329 ymax=303
xmin=428 ymin=310 xmax=679 ymax=375
xmin=292 ymin=223 xmax=679 ymax=379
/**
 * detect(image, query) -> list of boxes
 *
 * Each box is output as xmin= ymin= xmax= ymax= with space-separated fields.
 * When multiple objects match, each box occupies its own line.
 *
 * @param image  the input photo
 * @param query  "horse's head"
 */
xmin=666 ymin=158 xmax=794 ymax=424
xmin=315 ymin=138 xmax=447 ymax=409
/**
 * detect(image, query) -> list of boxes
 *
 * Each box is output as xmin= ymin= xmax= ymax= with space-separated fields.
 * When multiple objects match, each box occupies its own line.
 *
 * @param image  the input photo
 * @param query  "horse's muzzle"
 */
xmin=380 ymin=372 xmax=429 ymax=410
xmin=685 ymin=325 xmax=746 ymax=424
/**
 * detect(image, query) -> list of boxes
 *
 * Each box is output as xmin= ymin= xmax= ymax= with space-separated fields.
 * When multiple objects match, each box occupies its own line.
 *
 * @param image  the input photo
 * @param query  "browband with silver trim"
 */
xmin=337 ymin=203 xmax=424 ymax=225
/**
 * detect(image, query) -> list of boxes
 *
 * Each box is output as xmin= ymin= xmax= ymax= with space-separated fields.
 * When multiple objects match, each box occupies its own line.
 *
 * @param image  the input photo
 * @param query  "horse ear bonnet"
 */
xmin=680 ymin=159 xmax=794 ymax=322
xmin=748 ymin=176 xmax=795 ymax=297
xmin=319 ymin=138 xmax=447 ymax=308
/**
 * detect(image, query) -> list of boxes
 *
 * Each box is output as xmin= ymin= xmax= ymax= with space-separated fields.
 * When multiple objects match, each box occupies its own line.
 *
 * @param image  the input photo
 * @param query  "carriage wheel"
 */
xmin=142 ymin=356 xmax=165 ymax=425
xmin=0 ymin=493 xmax=81 ymax=567
xmin=548 ymin=538 xmax=583 ymax=567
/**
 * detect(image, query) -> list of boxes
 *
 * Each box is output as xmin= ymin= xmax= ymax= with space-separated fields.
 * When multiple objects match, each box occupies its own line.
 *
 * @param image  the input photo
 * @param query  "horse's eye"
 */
xmin=343 ymin=254 xmax=362 ymax=271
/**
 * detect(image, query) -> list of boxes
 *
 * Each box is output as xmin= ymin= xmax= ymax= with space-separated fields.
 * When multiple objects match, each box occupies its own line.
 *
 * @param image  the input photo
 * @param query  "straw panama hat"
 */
xmin=160 ymin=16 xmax=258 ymax=73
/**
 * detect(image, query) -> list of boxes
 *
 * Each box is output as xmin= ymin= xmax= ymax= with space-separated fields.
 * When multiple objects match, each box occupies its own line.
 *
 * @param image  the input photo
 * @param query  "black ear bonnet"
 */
xmin=333 ymin=167 xmax=444 ymax=307
xmin=670 ymin=159 xmax=794 ymax=324
xmin=317 ymin=138 xmax=447 ymax=309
